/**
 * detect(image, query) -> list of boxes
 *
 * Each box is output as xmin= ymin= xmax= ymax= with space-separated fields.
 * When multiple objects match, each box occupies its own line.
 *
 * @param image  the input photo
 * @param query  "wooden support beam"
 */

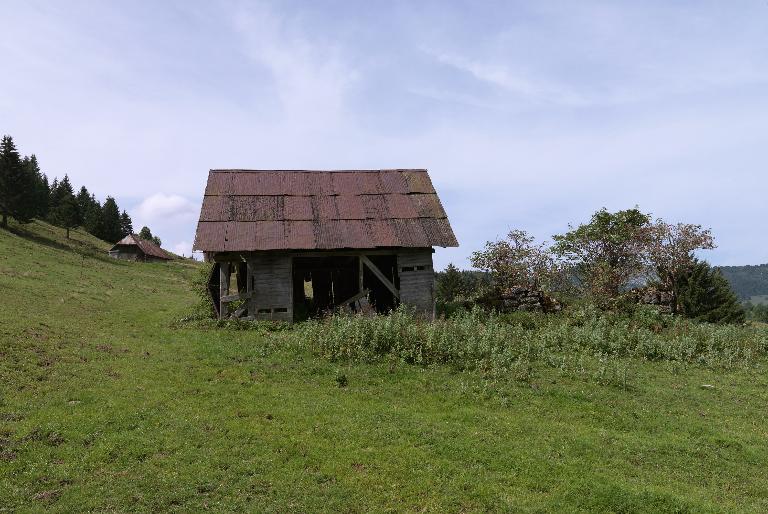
xmin=337 ymin=288 xmax=370 ymax=309
xmin=219 ymin=263 xmax=231 ymax=320
xmin=358 ymin=256 xmax=364 ymax=292
xmin=246 ymin=260 xmax=254 ymax=318
xmin=361 ymin=255 xmax=399 ymax=299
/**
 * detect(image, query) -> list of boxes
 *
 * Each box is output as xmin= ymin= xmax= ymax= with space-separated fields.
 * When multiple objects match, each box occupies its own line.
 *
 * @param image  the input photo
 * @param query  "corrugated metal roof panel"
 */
xmin=366 ymin=220 xmax=400 ymax=247
xmin=361 ymin=194 xmax=389 ymax=219
xmin=335 ymin=195 xmax=365 ymax=219
xmin=385 ymin=194 xmax=419 ymax=219
xmin=403 ymin=170 xmax=435 ymax=193
xmin=313 ymin=195 xmax=338 ymax=219
xmin=285 ymin=221 xmax=316 ymax=248
xmin=192 ymin=169 xmax=458 ymax=251
xmin=284 ymin=196 xmax=313 ymax=220
xmin=379 ymin=170 xmax=410 ymax=194
xmin=390 ymin=219 xmax=429 ymax=247
xmin=419 ymin=218 xmax=459 ymax=247
xmin=204 ymin=171 xmax=231 ymax=195
xmin=199 ymin=196 xmax=225 ymax=221
xmin=358 ymin=171 xmax=383 ymax=194
xmin=230 ymin=196 xmax=283 ymax=221
xmin=411 ymin=194 xmax=447 ymax=218
xmin=194 ymin=222 xmax=226 ymax=250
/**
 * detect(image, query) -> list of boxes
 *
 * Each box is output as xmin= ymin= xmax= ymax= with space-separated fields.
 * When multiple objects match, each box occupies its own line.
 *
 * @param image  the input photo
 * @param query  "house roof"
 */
xmin=193 ymin=169 xmax=459 ymax=252
xmin=110 ymin=234 xmax=174 ymax=260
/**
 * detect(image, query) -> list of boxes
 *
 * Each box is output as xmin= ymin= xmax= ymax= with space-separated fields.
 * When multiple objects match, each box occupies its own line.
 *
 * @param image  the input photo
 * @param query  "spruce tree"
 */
xmin=0 ymin=135 xmax=36 ymax=226
xmin=138 ymin=225 xmax=161 ymax=246
xmin=49 ymin=175 xmax=80 ymax=238
xmin=119 ymin=210 xmax=133 ymax=238
xmin=676 ymin=260 xmax=745 ymax=324
xmin=25 ymin=155 xmax=50 ymax=219
xmin=437 ymin=263 xmax=465 ymax=303
xmin=76 ymin=186 xmax=92 ymax=225
xmin=101 ymin=196 xmax=122 ymax=243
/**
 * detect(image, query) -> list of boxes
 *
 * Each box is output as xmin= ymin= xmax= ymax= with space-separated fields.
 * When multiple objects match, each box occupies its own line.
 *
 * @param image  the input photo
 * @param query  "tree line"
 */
xmin=0 ymin=134 xmax=134 ymax=242
xmin=438 ymin=207 xmax=745 ymax=324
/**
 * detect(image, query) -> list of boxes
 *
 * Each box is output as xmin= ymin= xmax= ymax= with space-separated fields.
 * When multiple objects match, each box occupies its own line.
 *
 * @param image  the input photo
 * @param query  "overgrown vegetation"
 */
xmin=294 ymin=306 xmax=767 ymax=387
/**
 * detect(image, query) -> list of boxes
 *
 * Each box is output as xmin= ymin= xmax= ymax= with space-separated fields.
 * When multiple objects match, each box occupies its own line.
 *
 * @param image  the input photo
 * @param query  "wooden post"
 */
xmin=219 ymin=262 xmax=231 ymax=320
xmin=246 ymin=260 xmax=254 ymax=318
xmin=358 ymin=256 xmax=364 ymax=293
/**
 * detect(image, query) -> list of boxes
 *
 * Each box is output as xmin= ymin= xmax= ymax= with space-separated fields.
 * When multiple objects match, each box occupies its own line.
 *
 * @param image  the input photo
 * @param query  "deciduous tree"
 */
xmin=552 ymin=208 xmax=651 ymax=299
xmin=647 ymin=221 xmax=716 ymax=313
xmin=471 ymin=229 xmax=563 ymax=291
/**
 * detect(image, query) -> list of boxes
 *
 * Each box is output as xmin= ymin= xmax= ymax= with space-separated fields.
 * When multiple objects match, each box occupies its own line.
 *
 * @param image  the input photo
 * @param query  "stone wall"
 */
xmin=478 ymin=286 xmax=562 ymax=314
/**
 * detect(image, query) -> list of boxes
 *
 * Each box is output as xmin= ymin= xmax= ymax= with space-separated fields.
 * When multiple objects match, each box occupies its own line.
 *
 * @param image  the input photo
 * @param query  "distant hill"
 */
xmin=718 ymin=264 xmax=768 ymax=303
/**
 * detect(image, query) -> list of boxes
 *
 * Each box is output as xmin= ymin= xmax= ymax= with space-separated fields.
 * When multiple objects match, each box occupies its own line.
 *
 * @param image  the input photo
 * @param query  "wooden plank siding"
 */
xmin=397 ymin=250 xmax=435 ymax=319
xmin=248 ymin=254 xmax=293 ymax=321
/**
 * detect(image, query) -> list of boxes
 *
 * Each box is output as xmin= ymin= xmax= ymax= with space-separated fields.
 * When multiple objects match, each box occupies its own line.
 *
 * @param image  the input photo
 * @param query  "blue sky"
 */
xmin=2 ymin=1 xmax=767 ymax=267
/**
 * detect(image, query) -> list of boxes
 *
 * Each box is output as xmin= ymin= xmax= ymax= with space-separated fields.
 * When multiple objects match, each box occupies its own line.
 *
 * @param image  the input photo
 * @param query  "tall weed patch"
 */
xmin=292 ymin=306 xmax=768 ymax=385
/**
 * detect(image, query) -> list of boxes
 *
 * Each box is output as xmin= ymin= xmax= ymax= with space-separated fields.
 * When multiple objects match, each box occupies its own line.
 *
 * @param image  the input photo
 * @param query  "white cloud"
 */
xmin=171 ymin=241 xmax=194 ymax=259
xmin=433 ymin=52 xmax=591 ymax=106
xmin=134 ymin=193 xmax=198 ymax=225
xmin=231 ymin=4 xmax=358 ymax=129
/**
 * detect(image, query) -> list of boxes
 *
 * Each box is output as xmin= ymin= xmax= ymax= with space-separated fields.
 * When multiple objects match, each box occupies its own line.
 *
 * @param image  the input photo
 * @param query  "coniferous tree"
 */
xmin=138 ymin=225 xmax=161 ymax=246
xmin=75 ymin=186 xmax=92 ymax=225
xmin=676 ymin=260 xmax=745 ymax=324
xmin=83 ymin=194 xmax=104 ymax=239
xmin=101 ymin=196 xmax=122 ymax=243
xmin=49 ymin=175 xmax=79 ymax=238
xmin=22 ymin=154 xmax=49 ymax=219
xmin=119 ymin=210 xmax=133 ymax=238
xmin=0 ymin=135 xmax=36 ymax=226
xmin=437 ymin=263 xmax=465 ymax=303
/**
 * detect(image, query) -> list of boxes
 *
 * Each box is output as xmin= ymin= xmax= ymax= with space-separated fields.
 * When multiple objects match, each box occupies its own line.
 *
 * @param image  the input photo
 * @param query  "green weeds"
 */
xmin=291 ymin=306 xmax=767 ymax=387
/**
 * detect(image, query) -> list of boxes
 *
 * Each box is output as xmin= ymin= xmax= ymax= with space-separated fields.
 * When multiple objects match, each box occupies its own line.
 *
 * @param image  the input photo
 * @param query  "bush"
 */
xmin=190 ymin=261 xmax=216 ymax=319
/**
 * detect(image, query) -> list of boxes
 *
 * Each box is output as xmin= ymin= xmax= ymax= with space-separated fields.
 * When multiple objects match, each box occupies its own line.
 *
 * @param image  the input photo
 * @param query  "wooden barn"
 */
xmin=109 ymin=234 xmax=174 ymax=262
xmin=192 ymin=169 xmax=458 ymax=321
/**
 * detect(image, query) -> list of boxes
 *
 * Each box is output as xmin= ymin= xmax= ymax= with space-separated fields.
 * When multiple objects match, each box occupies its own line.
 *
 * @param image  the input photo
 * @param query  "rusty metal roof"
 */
xmin=111 ymin=234 xmax=174 ymax=260
xmin=193 ymin=169 xmax=458 ymax=251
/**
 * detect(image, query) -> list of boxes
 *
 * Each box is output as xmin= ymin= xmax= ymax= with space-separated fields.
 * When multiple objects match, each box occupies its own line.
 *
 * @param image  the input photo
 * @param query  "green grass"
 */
xmin=2 ymin=220 xmax=768 ymax=512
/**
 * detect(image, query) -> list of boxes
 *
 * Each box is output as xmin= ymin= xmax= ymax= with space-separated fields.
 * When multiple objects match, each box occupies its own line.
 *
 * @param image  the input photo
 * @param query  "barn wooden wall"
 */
xmin=397 ymin=250 xmax=435 ymax=319
xmin=249 ymin=254 xmax=293 ymax=321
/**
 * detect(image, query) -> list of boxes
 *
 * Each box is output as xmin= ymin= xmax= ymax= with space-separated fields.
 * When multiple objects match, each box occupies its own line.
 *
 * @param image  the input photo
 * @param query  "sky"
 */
xmin=2 ymin=0 xmax=767 ymax=268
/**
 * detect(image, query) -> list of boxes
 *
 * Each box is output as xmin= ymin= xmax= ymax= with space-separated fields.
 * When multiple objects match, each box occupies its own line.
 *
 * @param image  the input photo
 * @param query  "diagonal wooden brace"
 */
xmin=361 ymin=255 xmax=400 ymax=299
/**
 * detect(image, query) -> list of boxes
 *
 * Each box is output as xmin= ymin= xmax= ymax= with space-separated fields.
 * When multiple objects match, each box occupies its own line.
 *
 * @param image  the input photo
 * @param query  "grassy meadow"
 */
xmin=2 ymin=221 xmax=768 ymax=512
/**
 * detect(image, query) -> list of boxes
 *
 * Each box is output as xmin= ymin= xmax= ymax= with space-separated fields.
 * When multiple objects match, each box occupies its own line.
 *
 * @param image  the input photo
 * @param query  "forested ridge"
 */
xmin=719 ymin=264 xmax=768 ymax=300
xmin=0 ymin=134 xmax=133 ymax=241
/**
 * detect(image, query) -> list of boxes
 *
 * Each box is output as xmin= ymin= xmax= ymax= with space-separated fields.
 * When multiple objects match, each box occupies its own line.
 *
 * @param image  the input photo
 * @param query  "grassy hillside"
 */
xmin=719 ymin=264 xmax=768 ymax=301
xmin=2 ymin=221 xmax=768 ymax=512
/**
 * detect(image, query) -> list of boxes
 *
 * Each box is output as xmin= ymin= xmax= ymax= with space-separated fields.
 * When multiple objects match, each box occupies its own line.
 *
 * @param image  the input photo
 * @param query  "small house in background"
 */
xmin=193 ymin=169 xmax=458 ymax=321
xmin=109 ymin=234 xmax=174 ymax=262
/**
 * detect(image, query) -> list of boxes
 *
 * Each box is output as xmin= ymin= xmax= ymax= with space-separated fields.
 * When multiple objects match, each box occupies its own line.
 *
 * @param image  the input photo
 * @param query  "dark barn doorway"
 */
xmin=292 ymin=254 xmax=399 ymax=320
